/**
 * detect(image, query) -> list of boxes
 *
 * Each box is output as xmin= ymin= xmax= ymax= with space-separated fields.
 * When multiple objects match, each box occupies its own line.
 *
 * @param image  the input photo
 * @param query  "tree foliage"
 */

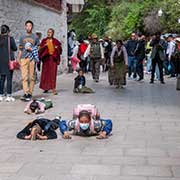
xmin=70 ymin=0 xmax=180 ymax=40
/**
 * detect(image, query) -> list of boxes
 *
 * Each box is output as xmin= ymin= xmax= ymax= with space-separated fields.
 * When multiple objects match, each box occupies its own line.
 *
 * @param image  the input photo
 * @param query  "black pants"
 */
xmin=0 ymin=71 xmax=13 ymax=95
xmin=151 ymin=58 xmax=164 ymax=82
xmin=137 ymin=61 xmax=144 ymax=79
xmin=175 ymin=58 xmax=180 ymax=76
xmin=80 ymin=60 xmax=87 ymax=73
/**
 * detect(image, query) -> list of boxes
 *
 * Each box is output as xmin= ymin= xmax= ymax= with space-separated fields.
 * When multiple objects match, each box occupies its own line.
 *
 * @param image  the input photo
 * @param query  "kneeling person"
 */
xmin=73 ymin=69 xmax=94 ymax=93
xmin=17 ymin=117 xmax=60 ymax=140
xmin=59 ymin=110 xmax=112 ymax=139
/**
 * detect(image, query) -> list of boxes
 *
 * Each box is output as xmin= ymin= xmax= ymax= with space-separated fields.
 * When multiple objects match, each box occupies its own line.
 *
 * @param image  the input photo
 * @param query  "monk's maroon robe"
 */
xmin=39 ymin=38 xmax=62 ymax=90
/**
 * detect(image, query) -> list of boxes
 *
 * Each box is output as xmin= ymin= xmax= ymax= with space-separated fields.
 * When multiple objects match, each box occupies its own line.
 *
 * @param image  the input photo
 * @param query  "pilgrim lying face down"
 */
xmin=16 ymin=117 xmax=60 ymax=140
xmin=24 ymin=98 xmax=53 ymax=114
xmin=17 ymin=104 xmax=113 ymax=140
xmin=59 ymin=110 xmax=113 ymax=139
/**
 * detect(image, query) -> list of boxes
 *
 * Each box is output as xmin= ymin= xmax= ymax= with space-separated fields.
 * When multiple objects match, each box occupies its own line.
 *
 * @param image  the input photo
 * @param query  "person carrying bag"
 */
xmin=8 ymin=36 xmax=20 ymax=70
xmin=0 ymin=25 xmax=17 ymax=102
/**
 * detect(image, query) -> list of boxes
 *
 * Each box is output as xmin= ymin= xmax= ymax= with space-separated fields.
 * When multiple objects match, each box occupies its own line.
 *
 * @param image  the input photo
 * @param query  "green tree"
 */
xmin=70 ymin=0 xmax=180 ymax=40
xmin=69 ymin=1 xmax=110 ymax=38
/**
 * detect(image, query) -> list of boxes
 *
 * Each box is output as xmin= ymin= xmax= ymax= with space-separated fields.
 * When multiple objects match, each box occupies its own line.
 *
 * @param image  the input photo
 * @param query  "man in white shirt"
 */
xmin=166 ymin=35 xmax=176 ymax=77
xmin=84 ymin=34 xmax=104 ymax=82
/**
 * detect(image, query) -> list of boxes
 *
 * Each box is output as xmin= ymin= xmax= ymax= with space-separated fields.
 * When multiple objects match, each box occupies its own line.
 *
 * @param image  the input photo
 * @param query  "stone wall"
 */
xmin=0 ymin=0 xmax=68 ymax=91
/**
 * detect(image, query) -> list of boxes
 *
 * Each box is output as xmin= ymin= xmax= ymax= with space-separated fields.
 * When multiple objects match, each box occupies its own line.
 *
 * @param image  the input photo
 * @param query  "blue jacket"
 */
xmin=59 ymin=119 xmax=112 ymax=136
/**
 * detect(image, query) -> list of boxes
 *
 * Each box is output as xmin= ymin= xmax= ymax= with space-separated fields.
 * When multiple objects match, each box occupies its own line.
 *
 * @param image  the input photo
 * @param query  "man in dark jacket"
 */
xmin=150 ymin=32 xmax=166 ymax=84
xmin=135 ymin=35 xmax=146 ymax=81
xmin=125 ymin=33 xmax=138 ymax=79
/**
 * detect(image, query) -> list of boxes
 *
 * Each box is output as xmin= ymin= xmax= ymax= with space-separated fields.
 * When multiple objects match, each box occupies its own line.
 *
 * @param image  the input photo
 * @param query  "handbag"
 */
xmin=8 ymin=36 xmax=20 ymax=70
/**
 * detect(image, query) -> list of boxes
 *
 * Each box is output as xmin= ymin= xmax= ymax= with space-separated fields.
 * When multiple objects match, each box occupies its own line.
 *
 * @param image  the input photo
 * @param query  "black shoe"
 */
xmin=20 ymin=94 xmax=27 ymax=101
xmin=95 ymin=79 xmax=99 ymax=83
xmin=25 ymin=94 xmax=32 ymax=102
xmin=137 ymin=78 xmax=143 ymax=81
xmin=161 ymin=81 xmax=165 ymax=84
xmin=43 ymin=90 xmax=49 ymax=93
xmin=150 ymin=80 xmax=154 ymax=84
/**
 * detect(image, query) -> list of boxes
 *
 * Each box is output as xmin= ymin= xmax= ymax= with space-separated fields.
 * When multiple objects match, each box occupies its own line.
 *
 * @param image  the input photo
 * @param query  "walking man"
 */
xmin=125 ymin=33 xmax=138 ymax=79
xmin=135 ymin=34 xmax=146 ymax=81
xmin=84 ymin=34 xmax=104 ymax=82
xmin=166 ymin=34 xmax=176 ymax=77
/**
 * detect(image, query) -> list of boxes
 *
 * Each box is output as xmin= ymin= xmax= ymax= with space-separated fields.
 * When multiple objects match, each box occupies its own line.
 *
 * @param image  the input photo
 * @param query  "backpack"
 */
xmin=73 ymin=104 xmax=99 ymax=119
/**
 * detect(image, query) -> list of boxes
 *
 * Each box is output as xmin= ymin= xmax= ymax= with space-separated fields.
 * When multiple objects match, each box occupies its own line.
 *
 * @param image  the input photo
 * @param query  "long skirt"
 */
xmin=40 ymin=56 xmax=58 ymax=90
xmin=114 ymin=62 xmax=126 ymax=86
xmin=108 ymin=66 xmax=115 ymax=85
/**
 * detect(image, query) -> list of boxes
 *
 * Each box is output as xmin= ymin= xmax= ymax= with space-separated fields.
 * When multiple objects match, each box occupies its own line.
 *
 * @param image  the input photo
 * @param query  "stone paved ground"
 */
xmin=0 ymin=72 xmax=180 ymax=180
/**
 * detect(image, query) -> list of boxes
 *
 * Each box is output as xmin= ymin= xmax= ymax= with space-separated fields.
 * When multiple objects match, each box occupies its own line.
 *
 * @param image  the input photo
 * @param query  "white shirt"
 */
xmin=166 ymin=40 xmax=176 ymax=60
xmin=84 ymin=42 xmax=105 ymax=59
xmin=71 ymin=45 xmax=79 ymax=58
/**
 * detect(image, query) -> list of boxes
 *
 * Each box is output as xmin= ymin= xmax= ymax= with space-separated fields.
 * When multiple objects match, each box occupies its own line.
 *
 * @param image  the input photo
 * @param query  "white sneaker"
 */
xmin=10 ymin=97 xmax=15 ymax=102
xmin=0 ymin=96 xmax=3 ymax=102
xmin=5 ymin=96 xmax=15 ymax=102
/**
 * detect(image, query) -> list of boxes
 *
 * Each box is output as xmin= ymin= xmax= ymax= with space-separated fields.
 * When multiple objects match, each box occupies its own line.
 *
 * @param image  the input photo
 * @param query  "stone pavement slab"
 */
xmin=0 ymin=73 xmax=180 ymax=180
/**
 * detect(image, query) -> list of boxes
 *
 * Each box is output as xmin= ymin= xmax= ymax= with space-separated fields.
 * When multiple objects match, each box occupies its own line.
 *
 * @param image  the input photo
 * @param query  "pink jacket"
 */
xmin=24 ymin=100 xmax=46 ymax=113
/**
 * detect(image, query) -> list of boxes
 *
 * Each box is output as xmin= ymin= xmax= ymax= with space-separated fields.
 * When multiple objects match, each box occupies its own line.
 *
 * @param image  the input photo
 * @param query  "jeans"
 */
xmin=155 ymin=64 xmax=160 ymax=80
xmin=128 ymin=56 xmax=137 ymax=78
xmin=146 ymin=55 xmax=152 ymax=72
xmin=0 ymin=71 xmax=13 ymax=95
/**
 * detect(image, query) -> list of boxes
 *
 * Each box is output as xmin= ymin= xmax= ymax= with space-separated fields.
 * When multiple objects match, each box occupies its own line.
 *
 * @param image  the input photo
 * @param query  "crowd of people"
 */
xmin=1 ymin=21 xmax=180 ymax=102
xmin=68 ymin=30 xmax=180 ymax=89
xmin=0 ymin=20 xmax=62 ymax=102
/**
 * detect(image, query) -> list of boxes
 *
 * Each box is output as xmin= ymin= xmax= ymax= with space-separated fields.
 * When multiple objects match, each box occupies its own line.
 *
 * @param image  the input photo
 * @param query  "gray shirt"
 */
xmin=19 ymin=33 xmax=39 ymax=58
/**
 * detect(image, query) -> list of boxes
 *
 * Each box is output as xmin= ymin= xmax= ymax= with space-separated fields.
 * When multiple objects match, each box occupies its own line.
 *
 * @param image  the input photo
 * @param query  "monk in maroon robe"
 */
xmin=39 ymin=28 xmax=62 ymax=95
